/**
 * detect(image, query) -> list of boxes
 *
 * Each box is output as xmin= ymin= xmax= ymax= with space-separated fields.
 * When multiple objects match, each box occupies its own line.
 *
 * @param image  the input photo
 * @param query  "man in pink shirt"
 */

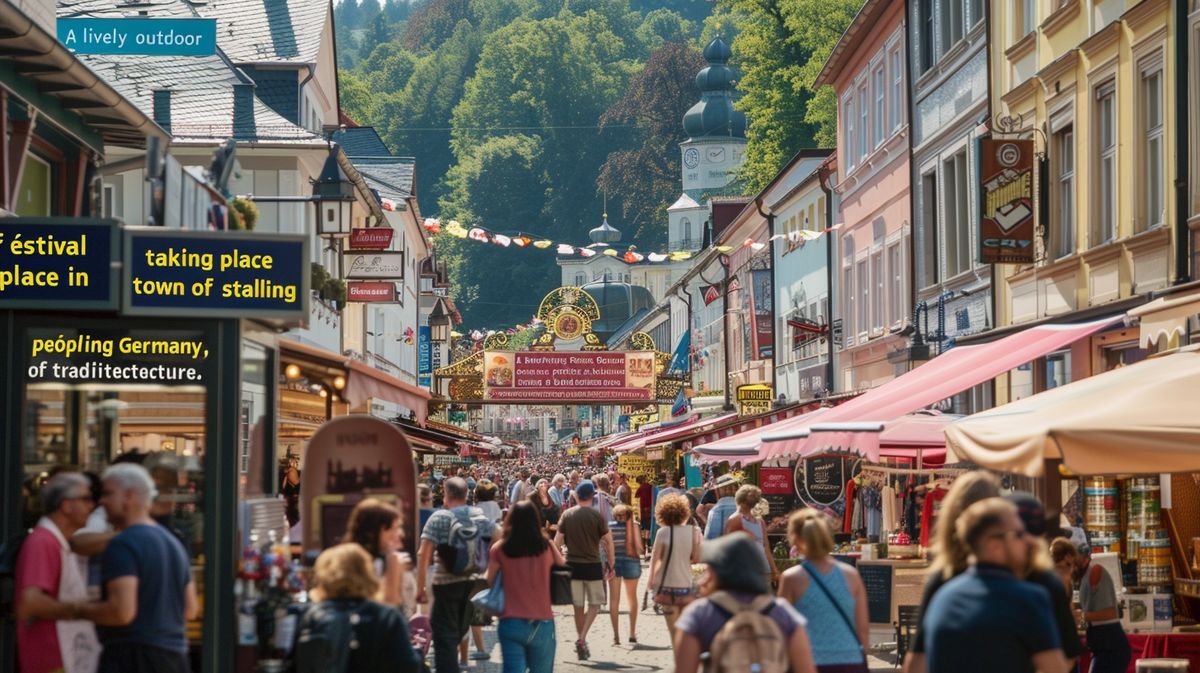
xmin=16 ymin=472 xmax=101 ymax=673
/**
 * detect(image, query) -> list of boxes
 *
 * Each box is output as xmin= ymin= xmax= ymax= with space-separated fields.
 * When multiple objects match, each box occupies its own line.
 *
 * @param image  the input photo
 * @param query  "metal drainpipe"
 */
xmin=755 ymin=197 xmax=777 ymax=395
xmin=819 ymin=165 xmax=836 ymax=395
xmin=1174 ymin=0 xmax=1192 ymax=285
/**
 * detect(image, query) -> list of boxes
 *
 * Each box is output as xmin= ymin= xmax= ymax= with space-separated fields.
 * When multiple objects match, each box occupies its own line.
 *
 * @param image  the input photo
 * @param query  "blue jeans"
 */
xmin=497 ymin=618 xmax=556 ymax=673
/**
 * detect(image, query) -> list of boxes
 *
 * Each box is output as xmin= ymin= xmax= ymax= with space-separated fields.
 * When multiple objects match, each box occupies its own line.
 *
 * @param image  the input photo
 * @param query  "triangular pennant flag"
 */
xmin=468 ymin=227 xmax=489 ymax=242
xmin=557 ymin=244 xmax=575 ymax=255
xmin=715 ymin=245 xmax=733 ymax=252
xmin=602 ymin=248 xmax=618 ymax=257
xmin=381 ymin=198 xmax=397 ymax=212
xmin=669 ymin=251 xmax=693 ymax=261
xmin=533 ymin=240 xmax=553 ymax=249
xmin=647 ymin=253 xmax=668 ymax=262
xmin=750 ymin=242 xmax=767 ymax=251
xmin=743 ymin=238 xmax=755 ymax=248
xmin=512 ymin=236 xmax=531 ymax=247
xmin=423 ymin=218 xmax=442 ymax=233
xmin=445 ymin=221 xmax=469 ymax=238
xmin=493 ymin=234 xmax=512 ymax=247
xmin=768 ymin=234 xmax=786 ymax=241
xmin=624 ymin=251 xmax=644 ymax=263
xmin=578 ymin=248 xmax=597 ymax=257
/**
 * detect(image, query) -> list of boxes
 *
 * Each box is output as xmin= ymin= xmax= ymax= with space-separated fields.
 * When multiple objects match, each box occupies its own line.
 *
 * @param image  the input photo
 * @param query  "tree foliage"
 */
xmin=597 ymin=41 xmax=704 ymax=248
xmin=707 ymin=0 xmax=861 ymax=192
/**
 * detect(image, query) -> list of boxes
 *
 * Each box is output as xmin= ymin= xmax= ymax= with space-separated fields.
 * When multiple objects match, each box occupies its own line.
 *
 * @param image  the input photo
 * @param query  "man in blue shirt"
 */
xmin=924 ymin=498 xmax=1070 ymax=673
xmin=702 ymin=474 xmax=740 ymax=540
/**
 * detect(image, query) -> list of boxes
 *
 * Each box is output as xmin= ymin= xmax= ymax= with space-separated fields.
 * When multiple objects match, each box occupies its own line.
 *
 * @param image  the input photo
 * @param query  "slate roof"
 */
xmin=194 ymin=0 xmax=329 ymax=64
xmin=239 ymin=66 xmax=300 ymax=123
xmin=331 ymin=127 xmax=392 ymax=157
xmin=352 ymin=157 xmax=416 ymax=201
xmin=57 ymin=0 xmax=321 ymax=145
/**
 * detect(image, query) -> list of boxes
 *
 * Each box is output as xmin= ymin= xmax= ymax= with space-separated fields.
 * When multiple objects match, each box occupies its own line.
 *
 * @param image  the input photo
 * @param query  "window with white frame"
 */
xmin=940 ymin=0 xmax=964 ymax=53
xmin=871 ymin=251 xmax=884 ymax=330
xmin=1139 ymin=59 xmax=1164 ymax=232
xmin=1094 ymin=81 xmax=1117 ymax=245
xmin=1053 ymin=125 xmax=1076 ymax=258
xmin=872 ymin=62 xmax=886 ymax=148
xmin=1019 ymin=0 xmax=1036 ymax=36
xmin=888 ymin=243 xmax=904 ymax=325
xmin=843 ymin=265 xmax=854 ymax=345
xmin=857 ymin=82 xmax=869 ymax=162
xmin=856 ymin=259 xmax=869 ymax=335
xmin=943 ymin=150 xmax=971 ymax=277
xmin=889 ymin=45 xmax=904 ymax=132
xmin=843 ymin=94 xmax=856 ymax=171
xmin=919 ymin=171 xmax=939 ymax=287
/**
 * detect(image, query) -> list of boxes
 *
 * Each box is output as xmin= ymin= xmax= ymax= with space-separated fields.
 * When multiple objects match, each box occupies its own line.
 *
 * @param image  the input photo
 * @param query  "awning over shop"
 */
xmin=945 ymin=346 xmax=1200 ymax=477
xmin=697 ymin=317 xmax=1122 ymax=465
xmin=690 ymin=405 xmax=829 ymax=465
xmin=344 ymin=359 xmax=432 ymax=422
xmin=802 ymin=410 xmax=957 ymax=464
xmin=279 ymin=339 xmax=431 ymax=424
xmin=610 ymin=413 xmax=736 ymax=454
xmin=1129 ymin=286 xmax=1200 ymax=348
xmin=760 ymin=317 xmax=1121 ymax=461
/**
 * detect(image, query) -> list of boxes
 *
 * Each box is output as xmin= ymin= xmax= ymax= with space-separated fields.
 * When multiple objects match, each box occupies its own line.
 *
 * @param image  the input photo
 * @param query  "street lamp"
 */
xmin=429 ymin=301 xmax=451 ymax=342
xmin=312 ymin=143 xmax=355 ymax=238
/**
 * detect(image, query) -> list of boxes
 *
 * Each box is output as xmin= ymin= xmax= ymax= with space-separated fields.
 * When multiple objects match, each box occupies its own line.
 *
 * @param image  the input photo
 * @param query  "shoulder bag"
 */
xmin=653 ymin=526 xmax=698 ymax=607
xmin=801 ymin=560 xmax=868 ymax=667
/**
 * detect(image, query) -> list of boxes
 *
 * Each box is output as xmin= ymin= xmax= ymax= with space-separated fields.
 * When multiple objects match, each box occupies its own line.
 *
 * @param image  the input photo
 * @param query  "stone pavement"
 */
xmin=444 ymin=570 xmax=900 ymax=672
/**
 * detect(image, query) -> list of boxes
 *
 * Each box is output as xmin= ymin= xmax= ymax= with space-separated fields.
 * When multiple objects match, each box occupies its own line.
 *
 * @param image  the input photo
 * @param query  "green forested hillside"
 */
xmin=335 ymin=0 xmax=860 ymax=330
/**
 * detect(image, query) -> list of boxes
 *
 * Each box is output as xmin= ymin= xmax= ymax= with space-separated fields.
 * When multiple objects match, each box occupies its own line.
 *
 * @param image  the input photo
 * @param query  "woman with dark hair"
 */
xmin=343 ymin=499 xmax=410 ymax=610
xmin=532 ymin=478 xmax=561 ymax=533
xmin=486 ymin=500 xmax=565 ymax=673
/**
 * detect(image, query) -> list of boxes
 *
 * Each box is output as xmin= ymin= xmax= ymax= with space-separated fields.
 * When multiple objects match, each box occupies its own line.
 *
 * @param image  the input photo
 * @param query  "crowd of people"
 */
xmin=11 ymin=451 xmax=1131 ymax=673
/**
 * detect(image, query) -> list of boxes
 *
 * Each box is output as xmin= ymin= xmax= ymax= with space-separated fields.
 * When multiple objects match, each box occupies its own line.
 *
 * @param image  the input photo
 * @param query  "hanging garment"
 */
xmin=864 ymin=487 xmax=882 ymax=539
xmin=881 ymin=484 xmax=898 ymax=534
xmin=842 ymin=478 xmax=857 ymax=534
xmin=919 ymin=487 xmax=949 ymax=547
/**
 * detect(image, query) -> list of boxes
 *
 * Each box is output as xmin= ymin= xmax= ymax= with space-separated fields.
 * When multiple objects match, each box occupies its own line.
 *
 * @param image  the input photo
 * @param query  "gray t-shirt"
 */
xmin=1079 ymin=560 xmax=1119 ymax=625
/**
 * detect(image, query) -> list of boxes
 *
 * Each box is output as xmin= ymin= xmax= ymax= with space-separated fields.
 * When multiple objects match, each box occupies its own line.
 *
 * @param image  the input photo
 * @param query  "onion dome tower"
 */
xmin=682 ymin=37 xmax=747 ymax=140
xmin=589 ymin=211 xmax=621 ymax=245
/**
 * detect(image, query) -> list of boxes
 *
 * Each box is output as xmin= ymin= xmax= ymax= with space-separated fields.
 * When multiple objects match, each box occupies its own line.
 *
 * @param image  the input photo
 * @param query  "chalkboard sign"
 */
xmin=859 ymin=563 xmax=894 ymax=624
xmin=799 ymin=456 xmax=845 ymax=506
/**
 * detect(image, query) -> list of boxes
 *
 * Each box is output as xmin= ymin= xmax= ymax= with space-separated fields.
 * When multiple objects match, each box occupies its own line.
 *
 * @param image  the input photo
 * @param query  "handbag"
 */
xmin=550 ymin=565 xmax=573 ymax=605
xmin=470 ymin=570 xmax=505 ymax=618
xmin=801 ymin=560 xmax=868 ymax=667
xmin=653 ymin=526 xmax=697 ymax=607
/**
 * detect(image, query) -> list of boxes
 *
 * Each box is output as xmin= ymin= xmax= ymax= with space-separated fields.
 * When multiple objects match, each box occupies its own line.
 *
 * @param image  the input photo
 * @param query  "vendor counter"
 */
xmin=1079 ymin=632 xmax=1200 ymax=673
xmin=852 ymin=558 xmax=931 ymax=625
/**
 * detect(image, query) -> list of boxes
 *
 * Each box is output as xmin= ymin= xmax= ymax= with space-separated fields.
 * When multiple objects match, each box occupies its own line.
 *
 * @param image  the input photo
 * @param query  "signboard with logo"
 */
xmin=736 ymin=383 xmax=773 ymax=417
xmin=349 ymin=228 xmax=394 ymax=250
xmin=979 ymin=138 xmax=1035 ymax=264
xmin=347 ymin=282 xmax=395 ymax=303
xmin=344 ymin=251 xmax=405 ymax=280
xmin=123 ymin=228 xmax=308 ymax=320
xmin=417 ymin=326 xmax=431 ymax=388
xmin=58 ymin=18 xmax=217 ymax=56
xmin=482 ymin=351 xmax=655 ymax=403
xmin=0 ymin=219 xmax=119 ymax=310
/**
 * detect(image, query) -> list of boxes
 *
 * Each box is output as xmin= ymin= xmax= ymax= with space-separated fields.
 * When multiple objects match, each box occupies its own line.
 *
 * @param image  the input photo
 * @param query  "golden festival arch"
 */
xmin=432 ymin=287 xmax=685 ymax=404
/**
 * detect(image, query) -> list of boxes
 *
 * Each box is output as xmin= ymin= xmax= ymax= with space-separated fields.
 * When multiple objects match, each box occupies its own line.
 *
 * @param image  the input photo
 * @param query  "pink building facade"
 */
xmin=816 ymin=0 xmax=913 ymax=391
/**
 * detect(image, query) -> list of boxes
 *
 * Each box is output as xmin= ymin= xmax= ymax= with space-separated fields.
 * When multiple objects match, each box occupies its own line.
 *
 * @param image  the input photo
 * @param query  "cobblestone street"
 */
xmin=452 ymin=570 xmax=899 ymax=672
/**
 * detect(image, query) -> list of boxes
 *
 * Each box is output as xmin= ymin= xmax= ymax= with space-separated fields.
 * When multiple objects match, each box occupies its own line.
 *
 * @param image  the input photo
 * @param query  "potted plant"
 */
xmin=229 ymin=197 xmax=259 ymax=231
xmin=310 ymin=263 xmax=330 ymax=299
xmin=326 ymin=279 xmax=347 ymax=311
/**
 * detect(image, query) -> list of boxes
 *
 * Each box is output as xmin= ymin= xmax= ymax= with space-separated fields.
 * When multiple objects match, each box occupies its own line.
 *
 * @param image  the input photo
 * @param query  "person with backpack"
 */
xmin=674 ymin=535 xmax=817 ymax=673
xmin=778 ymin=509 xmax=870 ymax=673
xmin=416 ymin=477 xmax=496 ymax=673
xmin=485 ymin=501 xmax=565 ymax=673
xmin=295 ymin=543 xmax=421 ymax=673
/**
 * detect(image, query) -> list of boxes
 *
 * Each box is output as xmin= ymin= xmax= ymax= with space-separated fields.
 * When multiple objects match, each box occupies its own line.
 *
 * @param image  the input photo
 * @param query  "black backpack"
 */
xmin=0 ymin=531 xmax=29 ymax=622
xmin=293 ymin=601 xmax=355 ymax=673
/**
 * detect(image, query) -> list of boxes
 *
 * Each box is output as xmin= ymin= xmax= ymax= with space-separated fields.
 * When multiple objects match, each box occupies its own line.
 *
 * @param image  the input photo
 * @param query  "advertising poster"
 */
xmin=979 ymin=138 xmax=1035 ymax=264
xmin=794 ymin=456 xmax=861 ymax=521
xmin=417 ymin=326 xmax=431 ymax=388
xmin=483 ymin=351 xmax=655 ymax=402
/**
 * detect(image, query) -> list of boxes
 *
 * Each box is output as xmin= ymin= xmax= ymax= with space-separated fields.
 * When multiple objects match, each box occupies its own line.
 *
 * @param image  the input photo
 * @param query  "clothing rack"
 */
xmin=858 ymin=464 xmax=971 ymax=477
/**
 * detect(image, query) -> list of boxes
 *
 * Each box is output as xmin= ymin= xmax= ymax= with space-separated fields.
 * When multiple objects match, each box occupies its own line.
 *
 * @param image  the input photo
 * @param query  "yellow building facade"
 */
xmin=989 ymin=0 xmax=1181 ymax=401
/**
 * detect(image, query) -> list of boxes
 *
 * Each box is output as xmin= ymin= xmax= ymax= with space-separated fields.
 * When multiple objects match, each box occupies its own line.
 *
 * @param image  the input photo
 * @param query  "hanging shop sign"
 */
xmin=58 ymin=18 xmax=217 ymax=57
xmin=349 ymin=227 xmax=394 ymax=250
xmin=749 ymin=269 xmax=774 ymax=360
xmin=736 ymin=383 xmax=773 ymax=417
xmin=482 ymin=351 xmax=655 ymax=403
xmin=344 ymin=251 xmax=405 ymax=280
xmin=25 ymin=327 xmax=208 ymax=386
xmin=347 ymin=282 xmax=396 ymax=303
xmin=979 ymin=138 xmax=1035 ymax=264
xmin=797 ymin=455 xmax=846 ymax=507
xmin=418 ymin=326 xmax=432 ymax=388
xmin=629 ymin=412 xmax=660 ymax=431
xmin=123 ymin=228 xmax=308 ymax=320
xmin=0 ymin=219 xmax=120 ymax=311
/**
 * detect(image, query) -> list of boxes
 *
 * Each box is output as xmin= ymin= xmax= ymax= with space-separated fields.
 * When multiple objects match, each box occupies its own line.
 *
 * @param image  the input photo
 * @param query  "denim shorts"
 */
xmin=613 ymin=557 xmax=642 ymax=580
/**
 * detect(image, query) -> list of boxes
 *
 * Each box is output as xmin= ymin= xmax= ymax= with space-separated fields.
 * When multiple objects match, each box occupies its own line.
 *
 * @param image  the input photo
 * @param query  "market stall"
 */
xmin=946 ymin=346 xmax=1200 ymax=667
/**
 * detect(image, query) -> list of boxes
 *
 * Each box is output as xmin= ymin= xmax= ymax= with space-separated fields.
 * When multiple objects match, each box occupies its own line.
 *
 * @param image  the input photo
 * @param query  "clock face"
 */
xmin=683 ymin=148 xmax=700 ymax=168
xmin=706 ymin=147 xmax=726 ymax=163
